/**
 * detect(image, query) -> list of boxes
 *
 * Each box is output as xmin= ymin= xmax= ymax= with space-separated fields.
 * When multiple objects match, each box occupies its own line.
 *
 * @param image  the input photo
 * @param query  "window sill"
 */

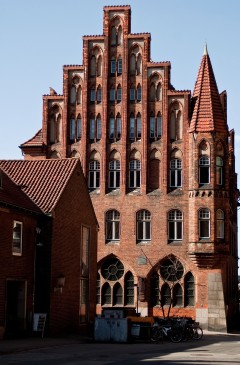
xmin=106 ymin=240 xmax=120 ymax=245
xmin=137 ymin=240 xmax=151 ymax=245
xmin=168 ymin=240 xmax=182 ymax=245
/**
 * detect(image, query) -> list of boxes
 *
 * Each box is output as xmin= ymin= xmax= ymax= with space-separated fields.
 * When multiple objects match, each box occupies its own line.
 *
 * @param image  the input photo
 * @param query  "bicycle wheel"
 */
xmin=193 ymin=326 xmax=203 ymax=340
xmin=150 ymin=327 xmax=163 ymax=343
xmin=169 ymin=327 xmax=183 ymax=343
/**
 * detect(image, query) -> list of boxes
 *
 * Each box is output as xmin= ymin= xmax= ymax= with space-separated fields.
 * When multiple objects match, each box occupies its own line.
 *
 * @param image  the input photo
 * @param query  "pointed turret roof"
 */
xmin=189 ymin=46 xmax=226 ymax=133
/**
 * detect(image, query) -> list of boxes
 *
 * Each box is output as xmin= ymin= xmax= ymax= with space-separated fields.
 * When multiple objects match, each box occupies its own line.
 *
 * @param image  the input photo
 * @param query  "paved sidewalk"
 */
xmin=0 ymin=330 xmax=239 ymax=356
xmin=0 ymin=335 xmax=92 ymax=355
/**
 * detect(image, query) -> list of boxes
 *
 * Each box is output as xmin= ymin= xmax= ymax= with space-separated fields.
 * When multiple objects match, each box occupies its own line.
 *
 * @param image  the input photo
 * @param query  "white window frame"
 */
xmin=12 ymin=221 xmax=23 ymax=256
xmin=199 ymin=208 xmax=210 ymax=239
xmin=168 ymin=210 xmax=183 ymax=241
xmin=137 ymin=210 xmax=151 ymax=241
xmin=105 ymin=210 xmax=120 ymax=241
xmin=88 ymin=160 xmax=100 ymax=189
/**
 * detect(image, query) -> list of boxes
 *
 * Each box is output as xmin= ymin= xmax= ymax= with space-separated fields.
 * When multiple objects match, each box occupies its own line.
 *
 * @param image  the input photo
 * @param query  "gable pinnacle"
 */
xmin=204 ymin=43 xmax=208 ymax=56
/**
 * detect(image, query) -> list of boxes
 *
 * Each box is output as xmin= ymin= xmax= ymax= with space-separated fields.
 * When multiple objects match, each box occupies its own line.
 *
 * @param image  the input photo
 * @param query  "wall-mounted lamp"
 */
xmin=54 ymin=274 xmax=65 ymax=293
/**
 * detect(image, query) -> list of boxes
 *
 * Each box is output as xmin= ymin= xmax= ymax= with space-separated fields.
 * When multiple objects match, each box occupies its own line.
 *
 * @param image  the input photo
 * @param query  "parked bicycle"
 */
xmin=150 ymin=317 xmax=203 ymax=343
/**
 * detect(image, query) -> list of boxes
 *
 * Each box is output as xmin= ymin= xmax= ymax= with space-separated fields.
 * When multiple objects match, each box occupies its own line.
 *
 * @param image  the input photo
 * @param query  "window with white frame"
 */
xmin=199 ymin=208 xmax=210 ymax=239
xmin=12 ymin=221 xmax=23 ymax=255
xmin=88 ymin=160 xmax=100 ymax=189
xmin=170 ymin=159 xmax=182 ymax=187
xmin=199 ymin=156 xmax=210 ymax=185
xmin=137 ymin=210 xmax=151 ymax=241
xmin=109 ymin=160 xmax=120 ymax=189
xmin=105 ymin=210 xmax=120 ymax=241
xmin=129 ymin=159 xmax=141 ymax=188
xmin=168 ymin=209 xmax=183 ymax=241
xmin=216 ymin=209 xmax=224 ymax=239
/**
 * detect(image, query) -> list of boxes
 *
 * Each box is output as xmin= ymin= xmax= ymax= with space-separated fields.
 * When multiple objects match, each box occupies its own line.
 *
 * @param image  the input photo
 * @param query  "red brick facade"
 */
xmin=20 ymin=6 xmax=238 ymax=331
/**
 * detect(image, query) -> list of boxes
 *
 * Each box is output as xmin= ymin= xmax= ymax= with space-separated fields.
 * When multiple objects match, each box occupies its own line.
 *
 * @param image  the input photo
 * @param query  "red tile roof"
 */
xmin=20 ymin=129 xmax=43 ymax=148
xmin=0 ymin=159 xmax=80 ymax=214
xmin=0 ymin=170 xmax=42 ymax=214
xmin=189 ymin=48 xmax=227 ymax=133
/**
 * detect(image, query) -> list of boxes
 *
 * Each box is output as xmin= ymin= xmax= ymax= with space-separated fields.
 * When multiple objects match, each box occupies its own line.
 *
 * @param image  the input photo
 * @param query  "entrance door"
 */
xmin=6 ymin=280 xmax=27 ymax=337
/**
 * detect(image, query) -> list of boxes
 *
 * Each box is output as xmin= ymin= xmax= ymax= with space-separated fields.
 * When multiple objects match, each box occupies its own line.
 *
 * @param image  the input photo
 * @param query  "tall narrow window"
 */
xmin=168 ymin=209 xmax=183 ymax=241
xmin=137 ymin=210 xmax=151 ymax=241
xmin=169 ymin=103 xmax=182 ymax=141
xmin=88 ymin=160 xmax=100 ymax=189
xmin=96 ymin=273 xmax=100 ymax=304
xmin=90 ymin=87 xmax=95 ymax=102
xmin=184 ymin=272 xmax=194 ymax=306
xmin=109 ymin=160 xmax=120 ymax=189
xmin=136 ymin=54 xmax=142 ymax=75
xmin=77 ymin=116 xmax=82 ymax=140
xmin=12 ymin=221 xmax=22 ymax=255
xmin=97 ymin=86 xmax=102 ymax=102
xmin=113 ymin=283 xmax=122 ymax=305
xmin=216 ymin=209 xmax=224 ymax=239
xmin=150 ymin=273 xmax=160 ymax=306
xmin=110 ymin=59 xmax=116 ymax=74
xmin=77 ymin=85 xmax=82 ymax=104
xmin=102 ymin=283 xmax=111 ymax=305
xmin=150 ymin=114 xmax=162 ymax=140
xmin=109 ymin=116 xmax=121 ymax=141
xmin=125 ymin=272 xmax=134 ymax=305
xmin=137 ymin=85 xmax=142 ymax=101
xmin=105 ymin=210 xmax=120 ymax=241
xmin=199 ymin=208 xmax=210 ymax=239
xmin=199 ymin=156 xmax=210 ymax=185
xmin=117 ymin=86 xmax=122 ymax=102
xmin=137 ymin=114 xmax=141 ymax=139
xmin=130 ymin=54 xmax=136 ymax=75
xmin=90 ymin=56 xmax=96 ymax=76
xmin=117 ymin=58 xmax=122 ymax=74
xmin=129 ymin=114 xmax=141 ymax=140
xmin=216 ymin=157 xmax=223 ymax=185
xmin=156 ymin=83 xmax=162 ymax=101
xmin=111 ymin=26 xmax=117 ymax=45
xmin=149 ymin=159 xmax=160 ymax=190
xmin=70 ymin=117 xmax=76 ymax=141
xmin=150 ymin=83 xmax=155 ymax=101
xmin=97 ymin=56 xmax=102 ymax=76
xmin=173 ymin=283 xmax=183 ymax=307
xmin=110 ymin=88 xmax=115 ymax=102
xmin=70 ymin=86 xmax=76 ymax=104
xmin=170 ymin=159 xmax=182 ymax=187
xmin=89 ymin=116 xmax=101 ymax=141
xmin=130 ymin=88 xmax=135 ymax=101
xmin=161 ymin=283 xmax=171 ymax=306
xmin=117 ymin=26 xmax=122 ymax=45
xmin=129 ymin=159 xmax=141 ymax=188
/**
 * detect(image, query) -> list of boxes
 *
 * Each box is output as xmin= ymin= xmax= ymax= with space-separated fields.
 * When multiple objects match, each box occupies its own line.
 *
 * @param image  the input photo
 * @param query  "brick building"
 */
xmin=0 ymin=159 xmax=98 ymax=336
xmin=20 ymin=5 xmax=238 ymax=331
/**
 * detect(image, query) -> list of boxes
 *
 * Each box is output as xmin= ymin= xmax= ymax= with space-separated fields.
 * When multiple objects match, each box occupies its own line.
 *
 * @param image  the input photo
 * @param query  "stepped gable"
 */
xmin=189 ymin=45 xmax=226 ymax=133
xmin=20 ymin=129 xmax=43 ymax=148
xmin=0 ymin=169 xmax=41 ymax=214
xmin=0 ymin=158 xmax=79 ymax=214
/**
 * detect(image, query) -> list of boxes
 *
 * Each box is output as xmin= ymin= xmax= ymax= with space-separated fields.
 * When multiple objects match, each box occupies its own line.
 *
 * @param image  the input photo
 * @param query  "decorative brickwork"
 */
xmin=20 ymin=6 xmax=238 ymax=331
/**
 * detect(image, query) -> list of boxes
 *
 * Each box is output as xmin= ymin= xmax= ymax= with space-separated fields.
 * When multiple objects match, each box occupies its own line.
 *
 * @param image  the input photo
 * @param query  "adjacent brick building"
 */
xmin=0 ymin=159 xmax=98 ymax=336
xmin=20 ymin=5 xmax=238 ymax=331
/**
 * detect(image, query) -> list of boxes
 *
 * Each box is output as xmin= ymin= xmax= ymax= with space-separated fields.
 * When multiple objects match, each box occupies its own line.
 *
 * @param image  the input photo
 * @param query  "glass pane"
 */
xmin=130 ymin=118 xmax=135 ymax=139
xmin=176 ymin=222 xmax=182 ymax=239
xmin=109 ymin=118 xmax=115 ymax=139
xmin=150 ymin=117 xmax=155 ymax=138
xmin=77 ymin=119 xmax=82 ymax=139
xmin=138 ymin=222 xmax=143 ymax=240
xmin=200 ymin=221 xmax=209 ymax=238
xmin=90 ymin=119 xmax=95 ymax=139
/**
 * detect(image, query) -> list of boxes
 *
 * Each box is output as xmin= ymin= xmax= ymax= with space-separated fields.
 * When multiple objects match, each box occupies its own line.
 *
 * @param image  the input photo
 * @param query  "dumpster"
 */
xmin=127 ymin=316 xmax=154 ymax=340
